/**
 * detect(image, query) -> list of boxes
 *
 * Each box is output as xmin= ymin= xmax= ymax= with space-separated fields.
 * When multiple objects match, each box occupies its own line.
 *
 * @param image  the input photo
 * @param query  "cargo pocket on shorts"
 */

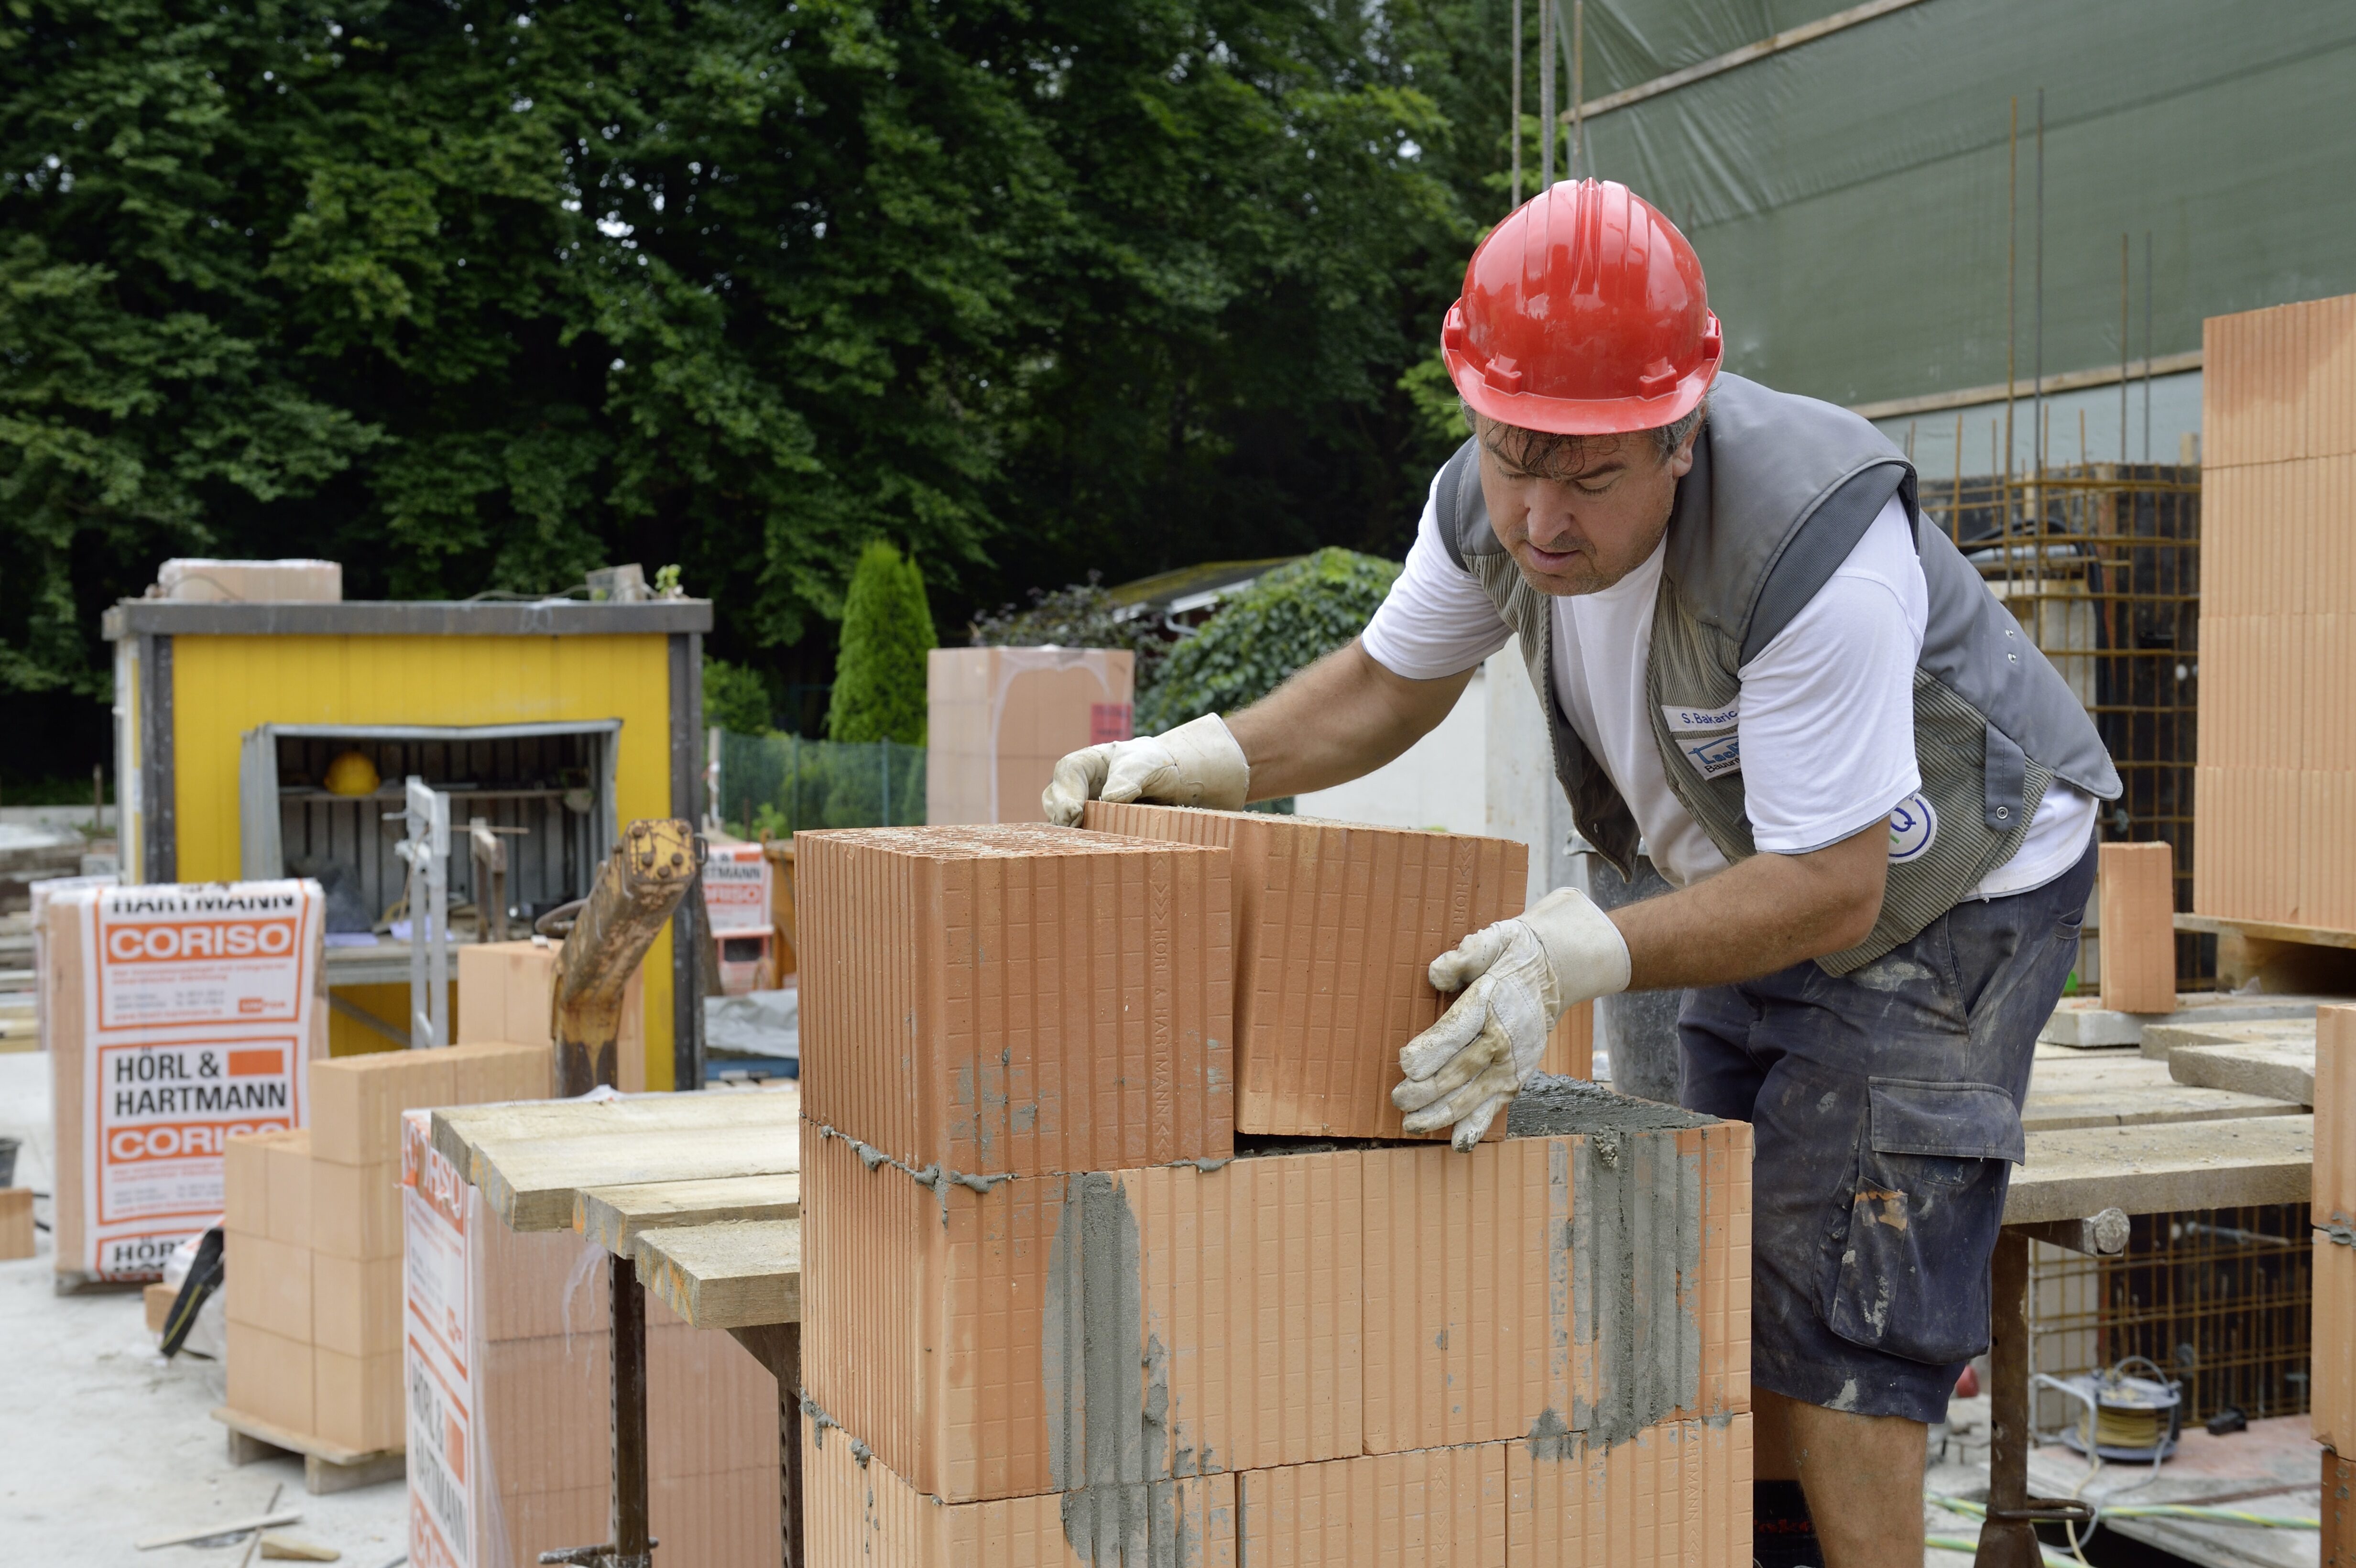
xmin=1824 ymin=1078 xmax=2025 ymax=1366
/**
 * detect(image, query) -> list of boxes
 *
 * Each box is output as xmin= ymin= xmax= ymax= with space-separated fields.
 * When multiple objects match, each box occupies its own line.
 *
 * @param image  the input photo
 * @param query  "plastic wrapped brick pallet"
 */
xmin=45 ymin=880 xmax=327 ymax=1283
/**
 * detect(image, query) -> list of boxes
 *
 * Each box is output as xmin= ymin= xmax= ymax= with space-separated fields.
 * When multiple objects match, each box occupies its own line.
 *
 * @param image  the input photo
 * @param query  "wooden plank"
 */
xmin=467 ymin=1122 xmax=800 ymax=1232
xmin=634 ymin=1219 xmax=801 ymax=1330
xmin=2170 ymin=1042 xmax=2317 ymax=1107
xmin=576 ymin=1172 xmax=802 ymax=1255
xmin=2176 ymin=912 xmax=2356 ymax=950
xmin=2003 ymin=1115 xmax=2312 ymax=1226
xmin=432 ymin=1086 xmax=798 ymax=1170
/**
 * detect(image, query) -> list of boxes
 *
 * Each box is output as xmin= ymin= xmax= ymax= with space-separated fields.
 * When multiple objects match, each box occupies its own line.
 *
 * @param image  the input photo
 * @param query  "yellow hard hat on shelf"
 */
xmin=323 ymin=750 xmax=381 ymax=797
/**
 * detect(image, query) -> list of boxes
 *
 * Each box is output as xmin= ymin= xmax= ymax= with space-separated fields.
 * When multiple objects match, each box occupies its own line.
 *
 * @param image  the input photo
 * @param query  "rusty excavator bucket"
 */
xmin=553 ymin=818 xmax=704 ymax=1096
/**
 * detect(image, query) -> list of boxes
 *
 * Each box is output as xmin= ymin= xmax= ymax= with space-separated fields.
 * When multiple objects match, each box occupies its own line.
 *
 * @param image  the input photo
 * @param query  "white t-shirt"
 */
xmin=1359 ymin=481 xmax=2096 ymax=899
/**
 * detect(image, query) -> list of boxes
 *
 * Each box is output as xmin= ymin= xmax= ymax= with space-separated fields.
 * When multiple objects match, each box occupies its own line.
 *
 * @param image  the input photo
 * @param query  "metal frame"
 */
xmin=141 ymin=634 xmax=175 ymax=882
xmin=669 ymin=632 xmax=705 ymax=1094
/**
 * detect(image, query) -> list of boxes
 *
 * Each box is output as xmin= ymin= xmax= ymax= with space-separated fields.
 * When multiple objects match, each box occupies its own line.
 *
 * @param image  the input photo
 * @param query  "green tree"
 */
xmin=1141 ymin=548 xmax=1402 ymax=731
xmin=826 ymin=541 xmax=934 ymax=744
xmin=0 ymin=0 xmax=1530 ymax=781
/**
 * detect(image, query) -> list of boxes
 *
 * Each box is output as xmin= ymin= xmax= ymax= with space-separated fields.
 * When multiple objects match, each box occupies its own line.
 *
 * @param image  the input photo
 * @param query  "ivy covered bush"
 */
xmin=1139 ymin=548 xmax=1401 ymax=732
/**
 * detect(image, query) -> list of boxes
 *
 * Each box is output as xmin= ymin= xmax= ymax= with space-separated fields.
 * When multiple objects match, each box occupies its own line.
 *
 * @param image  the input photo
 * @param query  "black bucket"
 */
xmin=0 ymin=1136 xmax=17 ymax=1188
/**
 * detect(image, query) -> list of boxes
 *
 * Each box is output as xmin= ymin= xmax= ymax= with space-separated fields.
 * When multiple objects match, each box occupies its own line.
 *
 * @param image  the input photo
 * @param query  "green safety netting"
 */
xmin=1538 ymin=0 xmax=2356 ymax=408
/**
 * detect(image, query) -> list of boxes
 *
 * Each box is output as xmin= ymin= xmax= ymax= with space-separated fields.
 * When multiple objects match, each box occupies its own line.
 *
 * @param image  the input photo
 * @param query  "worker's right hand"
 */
xmin=1392 ymin=888 xmax=1631 ymax=1150
xmin=1042 ymin=714 xmax=1252 ymax=827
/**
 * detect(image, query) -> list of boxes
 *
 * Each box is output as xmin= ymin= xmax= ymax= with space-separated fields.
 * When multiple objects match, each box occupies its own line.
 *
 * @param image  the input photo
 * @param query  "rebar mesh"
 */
xmin=1921 ymin=461 xmax=2208 ymax=987
xmin=2029 ymin=1203 xmax=2313 ymax=1430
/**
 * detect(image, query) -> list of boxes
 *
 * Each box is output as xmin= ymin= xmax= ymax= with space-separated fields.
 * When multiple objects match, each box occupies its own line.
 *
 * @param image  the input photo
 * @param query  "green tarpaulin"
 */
xmin=1549 ymin=0 xmax=2356 ymax=409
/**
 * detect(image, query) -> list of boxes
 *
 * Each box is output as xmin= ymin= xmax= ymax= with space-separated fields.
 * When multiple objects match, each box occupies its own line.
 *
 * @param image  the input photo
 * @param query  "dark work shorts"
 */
xmin=1677 ymin=834 xmax=2096 ymax=1425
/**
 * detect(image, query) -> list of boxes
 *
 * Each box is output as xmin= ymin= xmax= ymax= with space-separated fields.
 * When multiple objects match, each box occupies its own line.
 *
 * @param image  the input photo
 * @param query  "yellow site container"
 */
xmin=100 ymin=597 xmax=711 ymax=1090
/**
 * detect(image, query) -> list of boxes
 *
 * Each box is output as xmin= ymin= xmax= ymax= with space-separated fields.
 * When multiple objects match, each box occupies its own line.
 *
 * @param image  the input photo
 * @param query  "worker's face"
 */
xmin=1476 ymin=417 xmax=1697 ymax=596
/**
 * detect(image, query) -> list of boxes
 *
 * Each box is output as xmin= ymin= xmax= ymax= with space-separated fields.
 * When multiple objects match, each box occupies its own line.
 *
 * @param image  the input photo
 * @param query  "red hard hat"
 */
xmin=1442 ymin=179 xmax=1722 ymax=436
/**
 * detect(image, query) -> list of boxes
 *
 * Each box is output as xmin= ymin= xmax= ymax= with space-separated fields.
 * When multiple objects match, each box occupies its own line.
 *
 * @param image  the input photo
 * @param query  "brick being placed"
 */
xmin=796 ymin=823 xmax=1234 ymax=1176
xmin=800 ymin=1084 xmax=1750 ymax=1507
xmin=1081 ymin=801 xmax=1544 ymax=1139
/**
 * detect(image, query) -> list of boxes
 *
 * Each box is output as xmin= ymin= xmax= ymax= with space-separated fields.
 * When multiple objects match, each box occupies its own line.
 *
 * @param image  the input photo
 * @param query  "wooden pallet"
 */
xmin=2176 ymin=911 xmax=2356 ymax=992
xmin=213 ymin=1405 xmax=404 ymax=1496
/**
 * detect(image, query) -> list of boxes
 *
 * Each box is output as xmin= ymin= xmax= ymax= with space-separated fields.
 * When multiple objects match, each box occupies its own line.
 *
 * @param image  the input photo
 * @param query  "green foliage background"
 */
xmin=0 ymin=0 xmax=1539 ymax=772
xmin=825 ymin=540 xmax=933 ymax=743
xmin=702 ymin=656 xmax=775 ymax=734
xmin=1140 ymin=547 xmax=1402 ymax=731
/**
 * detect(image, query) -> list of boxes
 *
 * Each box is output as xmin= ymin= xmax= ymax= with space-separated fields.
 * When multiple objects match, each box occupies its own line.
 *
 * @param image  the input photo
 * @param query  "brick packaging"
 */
xmin=801 ymin=1110 xmax=1750 ymax=1506
xmin=1082 ymin=802 xmax=1533 ymax=1138
xmin=796 ymin=824 xmax=1233 ymax=1176
xmin=2097 ymin=842 xmax=2176 ymax=1013
xmin=43 ymin=880 xmax=327 ymax=1282
xmin=927 ymin=647 xmax=1135 ymax=827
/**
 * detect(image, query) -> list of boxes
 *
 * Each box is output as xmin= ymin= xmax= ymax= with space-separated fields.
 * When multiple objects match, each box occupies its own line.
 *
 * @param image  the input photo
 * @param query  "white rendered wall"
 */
xmin=1292 ymin=662 xmax=1490 ymax=837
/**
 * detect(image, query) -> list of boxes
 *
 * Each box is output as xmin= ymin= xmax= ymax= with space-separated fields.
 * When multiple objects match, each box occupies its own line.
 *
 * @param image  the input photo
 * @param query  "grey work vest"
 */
xmin=1436 ymin=372 xmax=2121 ymax=973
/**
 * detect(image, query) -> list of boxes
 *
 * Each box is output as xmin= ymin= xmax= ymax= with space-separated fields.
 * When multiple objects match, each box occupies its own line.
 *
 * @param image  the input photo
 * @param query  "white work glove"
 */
xmin=1042 ymin=714 xmax=1252 ymax=827
xmin=1392 ymin=888 xmax=1632 ymax=1150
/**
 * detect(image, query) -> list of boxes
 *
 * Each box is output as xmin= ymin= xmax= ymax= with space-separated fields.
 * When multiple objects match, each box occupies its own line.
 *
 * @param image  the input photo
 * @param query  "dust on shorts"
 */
xmin=1677 ymin=836 xmax=2095 ymax=1424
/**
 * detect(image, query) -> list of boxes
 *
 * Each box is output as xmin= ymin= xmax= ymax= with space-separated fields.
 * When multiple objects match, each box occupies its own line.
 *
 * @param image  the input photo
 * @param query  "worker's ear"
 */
xmin=1666 ymin=420 xmax=1702 ymax=480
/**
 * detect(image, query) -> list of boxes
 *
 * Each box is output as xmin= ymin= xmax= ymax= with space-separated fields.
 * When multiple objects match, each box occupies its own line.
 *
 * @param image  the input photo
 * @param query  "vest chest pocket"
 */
xmin=1661 ymin=702 xmax=1742 ymax=780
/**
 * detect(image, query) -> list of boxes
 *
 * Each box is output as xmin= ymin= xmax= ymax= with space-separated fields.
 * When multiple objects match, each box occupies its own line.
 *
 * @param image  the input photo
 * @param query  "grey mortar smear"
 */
xmin=811 ymin=1121 xmax=1013 ymax=1223
xmin=1041 ymin=1172 xmax=1205 ymax=1567
xmin=1530 ymin=1092 xmax=1705 ymax=1454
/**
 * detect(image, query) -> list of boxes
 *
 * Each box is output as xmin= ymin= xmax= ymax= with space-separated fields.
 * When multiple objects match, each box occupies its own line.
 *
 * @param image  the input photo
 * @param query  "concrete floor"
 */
xmin=0 ymin=1053 xmax=408 ymax=1567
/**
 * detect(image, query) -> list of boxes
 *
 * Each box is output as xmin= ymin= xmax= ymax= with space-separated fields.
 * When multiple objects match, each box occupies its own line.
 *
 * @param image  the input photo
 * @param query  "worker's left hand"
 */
xmin=1042 ymin=714 xmax=1252 ymax=827
xmin=1392 ymin=888 xmax=1632 ymax=1150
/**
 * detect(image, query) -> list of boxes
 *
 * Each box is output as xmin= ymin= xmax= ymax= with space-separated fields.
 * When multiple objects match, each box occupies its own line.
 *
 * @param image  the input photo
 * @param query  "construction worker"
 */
xmin=1047 ymin=179 xmax=2119 ymax=1568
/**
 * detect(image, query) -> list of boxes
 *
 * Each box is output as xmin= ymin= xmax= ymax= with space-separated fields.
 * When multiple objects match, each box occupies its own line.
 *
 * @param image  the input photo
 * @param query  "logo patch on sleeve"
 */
xmin=1887 ymin=793 xmax=1939 ymax=863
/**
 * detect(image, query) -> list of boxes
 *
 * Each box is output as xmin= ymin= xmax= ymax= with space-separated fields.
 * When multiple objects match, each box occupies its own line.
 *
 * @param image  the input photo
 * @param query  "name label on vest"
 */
xmin=1662 ymin=704 xmax=1742 ymax=780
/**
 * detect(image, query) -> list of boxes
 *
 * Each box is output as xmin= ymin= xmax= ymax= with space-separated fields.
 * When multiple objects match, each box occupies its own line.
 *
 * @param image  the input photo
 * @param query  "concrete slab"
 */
xmin=2040 ymin=992 xmax=2329 ymax=1049
xmin=2022 ymin=1050 xmax=2304 ymax=1131
xmin=2171 ymin=1040 xmax=2318 ymax=1107
xmin=2142 ymin=1015 xmax=2316 ymax=1061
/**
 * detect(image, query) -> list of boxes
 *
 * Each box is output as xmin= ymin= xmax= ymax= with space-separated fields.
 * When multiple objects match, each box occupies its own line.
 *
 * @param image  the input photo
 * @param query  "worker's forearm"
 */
xmin=1610 ymin=823 xmax=1888 ymax=991
xmin=1224 ymin=640 xmax=1471 ymax=800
